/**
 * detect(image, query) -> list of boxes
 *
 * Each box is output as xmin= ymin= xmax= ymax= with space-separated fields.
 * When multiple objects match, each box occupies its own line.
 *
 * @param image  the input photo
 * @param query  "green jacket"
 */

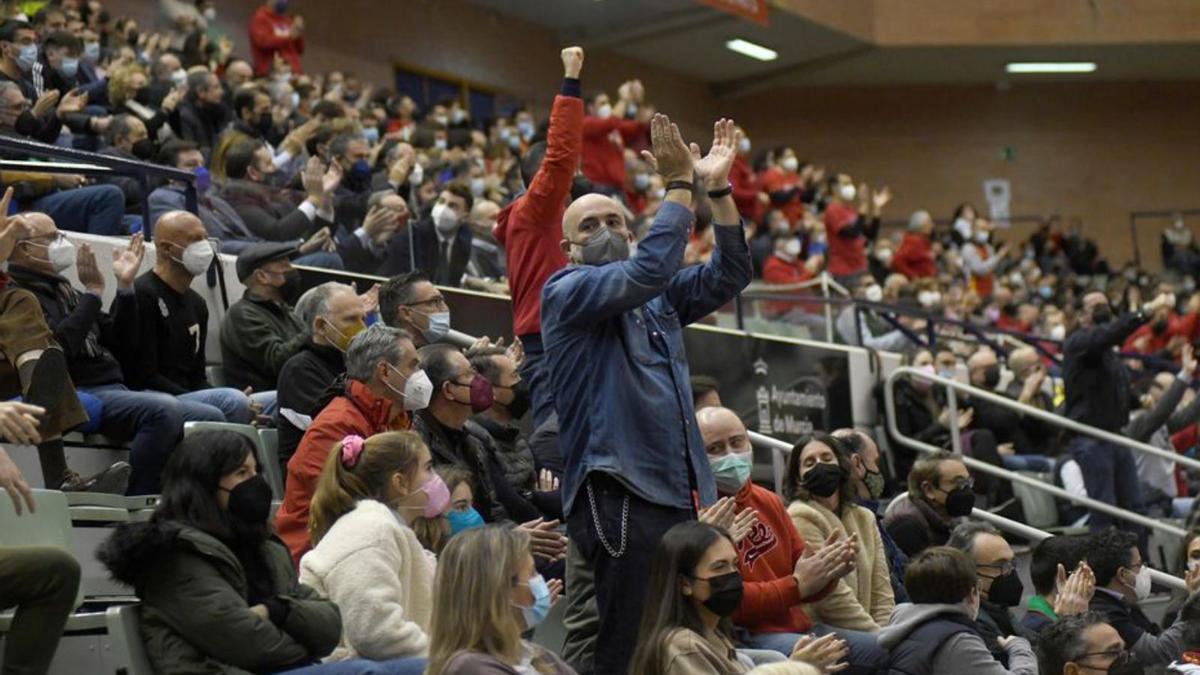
xmin=219 ymin=293 xmax=309 ymax=392
xmin=99 ymin=520 xmax=341 ymax=674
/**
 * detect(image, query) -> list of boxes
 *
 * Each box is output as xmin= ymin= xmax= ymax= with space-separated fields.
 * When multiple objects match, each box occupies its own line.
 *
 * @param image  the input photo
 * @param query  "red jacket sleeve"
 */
xmin=616 ymin=118 xmax=646 ymax=144
xmin=581 ymin=115 xmax=620 ymax=139
xmin=500 ymin=94 xmax=583 ymax=244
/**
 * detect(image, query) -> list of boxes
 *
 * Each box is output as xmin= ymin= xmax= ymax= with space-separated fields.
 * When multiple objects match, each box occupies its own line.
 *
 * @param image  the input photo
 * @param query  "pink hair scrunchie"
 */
xmin=341 ymin=435 xmax=365 ymax=468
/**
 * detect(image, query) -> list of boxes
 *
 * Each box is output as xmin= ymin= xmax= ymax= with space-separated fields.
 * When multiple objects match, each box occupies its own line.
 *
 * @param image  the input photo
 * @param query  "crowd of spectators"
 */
xmin=3 ymin=1 xmax=1200 ymax=674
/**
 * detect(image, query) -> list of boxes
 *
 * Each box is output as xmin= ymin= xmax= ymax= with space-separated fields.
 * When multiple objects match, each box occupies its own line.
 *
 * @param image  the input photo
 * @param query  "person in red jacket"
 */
xmin=580 ymin=79 xmax=648 ymax=194
xmin=275 ymin=324 xmax=427 ymax=564
xmin=759 ymin=148 xmax=808 ymax=226
xmin=824 ymin=173 xmax=889 ymax=288
xmin=730 ymin=128 xmax=766 ymax=223
xmin=697 ymin=406 xmax=890 ymax=671
xmin=762 ymin=232 xmax=822 ymax=320
xmin=493 ymin=47 xmax=584 ymax=427
xmin=893 ymin=210 xmax=937 ymax=279
xmin=249 ymin=0 xmax=304 ymax=77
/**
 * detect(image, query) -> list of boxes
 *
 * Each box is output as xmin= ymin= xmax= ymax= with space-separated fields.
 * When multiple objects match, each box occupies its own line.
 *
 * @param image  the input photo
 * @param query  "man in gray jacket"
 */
xmin=878 ymin=546 xmax=1037 ymax=675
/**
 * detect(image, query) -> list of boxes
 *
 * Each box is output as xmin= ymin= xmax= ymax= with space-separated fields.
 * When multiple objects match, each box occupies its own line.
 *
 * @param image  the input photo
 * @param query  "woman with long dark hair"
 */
xmin=98 ymin=430 xmax=370 ymax=674
xmin=629 ymin=521 xmax=846 ymax=675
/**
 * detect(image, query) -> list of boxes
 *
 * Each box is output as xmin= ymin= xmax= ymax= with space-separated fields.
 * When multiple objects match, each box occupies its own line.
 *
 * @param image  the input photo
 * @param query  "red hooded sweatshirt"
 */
xmin=893 ymin=232 xmax=936 ymax=279
xmin=494 ymin=80 xmax=583 ymax=338
xmin=728 ymin=480 xmax=834 ymax=635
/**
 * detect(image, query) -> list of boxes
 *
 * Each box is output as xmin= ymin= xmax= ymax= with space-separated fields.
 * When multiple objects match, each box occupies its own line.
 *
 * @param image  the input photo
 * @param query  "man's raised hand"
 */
xmin=561 ymin=46 xmax=584 ymax=79
xmin=692 ymin=118 xmax=740 ymax=191
xmin=639 ymin=113 xmax=693 ymax=184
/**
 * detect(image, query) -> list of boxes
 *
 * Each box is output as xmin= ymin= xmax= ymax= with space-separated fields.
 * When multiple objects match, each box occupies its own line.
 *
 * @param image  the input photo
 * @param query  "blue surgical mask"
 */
xmin=59 ymin=57 xmax=79 ymax=79
xmin=290 ymin=91 xmax=300 ymax=109
xmin=447 ymin=507 xmax=484 ymax=535
xmin=517 ymin=120 xmax=535 ymax=139
xmin=710 ymin=450 xmax=752 ymax=494
xmin=514 ymin=574 xmax=552 ymax=629
xmin=362 ymin=126 xmax=380 ymax=145
xmin=412 ymin=308 xmax=450 ymax=343
xmin=15 ymin=44 xmax=37 ymax=72
xmin=350 ymin=159 xmax=371 ymax=181
xmin=470 ymin=177 xmax=486 ymax=197
xmin=193 ymin=166 xmax=211 ymax=193
xmin=83 ymin=42 xmax=100 ymax=62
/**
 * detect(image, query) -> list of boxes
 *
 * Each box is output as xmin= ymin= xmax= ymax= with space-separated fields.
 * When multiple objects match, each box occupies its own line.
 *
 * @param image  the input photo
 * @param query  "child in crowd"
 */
xmin=427 ymin=526 xmax=568 ymax=675
xmin=299 ymin=431 xmax=445 ymax=672
xmin=413 ymin=464 xmax=483 ymax=554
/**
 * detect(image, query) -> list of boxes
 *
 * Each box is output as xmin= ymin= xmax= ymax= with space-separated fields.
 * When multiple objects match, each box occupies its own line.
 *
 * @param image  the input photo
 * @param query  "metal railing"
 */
xmin=735 ymin=272 xmax=850 ymax=342
xmin=882 ymin=366 xmax=1192 ymax=537
xmin=748 ymin=427 xmax=1188 ymax=592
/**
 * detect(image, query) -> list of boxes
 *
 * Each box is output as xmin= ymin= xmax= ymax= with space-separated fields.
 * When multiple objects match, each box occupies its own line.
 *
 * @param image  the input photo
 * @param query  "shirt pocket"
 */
xmin=621 ymin=312 xmax=656 ymax=366
xmin=657 ymin=309 xmax=687 ymax=363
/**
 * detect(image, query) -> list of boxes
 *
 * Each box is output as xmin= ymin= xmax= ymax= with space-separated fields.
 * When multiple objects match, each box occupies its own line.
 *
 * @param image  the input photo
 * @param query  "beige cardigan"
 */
xmin=661 ymin=628 xmax=750 ymax=675
xmin=787 ymin=499 xmax=895 ymax=632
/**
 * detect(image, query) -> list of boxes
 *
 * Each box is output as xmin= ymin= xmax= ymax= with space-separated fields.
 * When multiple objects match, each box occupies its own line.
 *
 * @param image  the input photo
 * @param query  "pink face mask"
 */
xmin=419 ymin=473 xmax=451 ymax=518
xmin=912 ymin=364 xmax=936 ymax=393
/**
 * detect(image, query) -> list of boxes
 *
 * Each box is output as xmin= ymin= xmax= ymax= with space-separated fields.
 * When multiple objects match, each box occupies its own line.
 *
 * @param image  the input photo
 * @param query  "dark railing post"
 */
xmin=734 ymin=293 xmax=745 ymax=331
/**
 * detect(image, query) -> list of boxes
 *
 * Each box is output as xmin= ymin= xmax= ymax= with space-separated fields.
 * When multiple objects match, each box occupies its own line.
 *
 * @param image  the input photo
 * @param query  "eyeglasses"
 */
xmin=938 ymin=477 xmax=974 ymax=492
xmin=1074 ymin=650 xmax=1131 ymax=671
xmin=407 ymin=296 xmax=448 ymax=310
xmin=977 ymin=561 xmax=1016 ymax=576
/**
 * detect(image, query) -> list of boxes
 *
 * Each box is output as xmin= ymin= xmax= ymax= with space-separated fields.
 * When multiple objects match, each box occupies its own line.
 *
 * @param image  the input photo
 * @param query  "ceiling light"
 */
xmin=1005 ymin=62 xmax=1097 ymax=74
xmin=725 ymin=39 xmax=777 ymax=62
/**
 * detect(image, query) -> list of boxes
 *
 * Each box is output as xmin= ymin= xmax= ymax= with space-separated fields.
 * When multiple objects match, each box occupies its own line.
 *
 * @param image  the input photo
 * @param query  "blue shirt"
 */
xmin=541 ymin=200 xmax=752 ymax=514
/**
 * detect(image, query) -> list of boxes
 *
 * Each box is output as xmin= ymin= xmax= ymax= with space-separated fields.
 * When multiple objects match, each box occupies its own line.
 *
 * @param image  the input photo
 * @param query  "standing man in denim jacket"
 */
xmin=541 ymin=116 xmax=752 ymax=674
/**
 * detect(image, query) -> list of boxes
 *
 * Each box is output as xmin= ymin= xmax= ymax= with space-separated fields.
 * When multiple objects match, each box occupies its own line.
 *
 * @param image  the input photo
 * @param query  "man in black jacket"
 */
xmin=391 ymin=182 xmax=473 ymax=286
xmin=1063 ymin=290 xmax=1173 ymax=531
xmin=948 ymin=521 xmax=1039 ymax=662
xmin=274 ymin=281 xmax=362 ymax=470
xmin=173 ymin=70 xmax=229 ymax=157
xmin=1086 ymin=527 xmax=1198 ymax=668
xmin=9 ymin=216 xmax=186 ymax=495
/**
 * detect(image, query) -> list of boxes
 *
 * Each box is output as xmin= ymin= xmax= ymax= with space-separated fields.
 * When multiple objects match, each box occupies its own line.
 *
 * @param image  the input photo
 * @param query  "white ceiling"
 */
xmin=463 ymin=0 xmax=1200 ymax=96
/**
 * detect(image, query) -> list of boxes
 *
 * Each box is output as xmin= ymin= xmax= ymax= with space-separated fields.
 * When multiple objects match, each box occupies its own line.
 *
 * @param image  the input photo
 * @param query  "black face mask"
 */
xmin=1152 ymin=319 xmax=1169 ymax=335
xmin=942 ymin=486 xmax=975 ymax=517
xmin=981 ymin=365 xmax=1001 ymax=389
xmin=255 ymin=111 xmax=273 ymax=137
xmin=1092 ymin=307 xmax=1113 ymax=325
xmin=802 ymin=462 xmax=844 ymax=499
xmin=13 ymin=109 xmax=39 ymax=137
xmin=126 ymin=30 xmax=139 ymax=48
xmin=133 ymin=87 xmax=152 ymax=106
xmin=279 ymin=269 xmax=302 ymax=304
xmin=694 ymin=571 xmax=743 ymax=617
xmin=131 ymin=138 xmax=156 ymax=161
xmin=983 ymin=569 xmax=1023 ymax=608
xmin=504 ymin=381 xmax=532 ymax=420
xmin=223 ymin=474 xmax=272 ymax=525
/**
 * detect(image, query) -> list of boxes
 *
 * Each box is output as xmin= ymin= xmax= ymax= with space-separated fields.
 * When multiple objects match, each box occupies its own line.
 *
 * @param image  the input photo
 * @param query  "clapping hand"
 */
xmin=112 ymin=233 xmax=145 ymax=290
xmin=56 ymin=89 xmax=88 ymax=118
xmin=0 ymin=400 xmax=42 ymax=446
xmin=0 ymin=187 xmax=25 ymax=263
xmin=691 ymin=118 xmax=740 ymax=191
xmin=507 ymin=336 xmax=525 ymax=367
xmin=77 ymin=242 xmax=105 ymax=295
xmin=535 ymin=469 xmax=559 ymax=493
xmin=1054 ymin=562 xmax=1095 ymax=617
xmin=32 ymin=90 xmax=60 ymax=118
xmin=699 ymin=496 xmax=737 ymax=530
xmin=729 ymin=507 xmax=759 ymax=544
xmin=1182 ymin=343 xmax=1197 ymax=380
xmin=517 ymin=518 xmax=568 ymax=561
xmin=356 ymin=282 xmax=381 ymax=314
xmin=793 ymin=532 xmax=858 ymax=597
xmin=0 ymin=445 xmax=35 ymax=515
xmin=639 ymin=113 xmax=694 ymax=183
xmin=790 ymin=633 xmax=849 ymax=672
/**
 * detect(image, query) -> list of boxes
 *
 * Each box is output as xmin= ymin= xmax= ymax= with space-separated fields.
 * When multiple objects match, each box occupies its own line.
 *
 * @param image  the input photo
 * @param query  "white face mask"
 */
xmin=175 ymin=240 xmax=215 ymax=276
xmin=171 ymin=68 xmax=187 ymax=87
xmin=864 ymin=285 xmax=883 ymax=303
xmin=783 ymin=238 xmax=802 ymax=258
xmin=1127 ymin=565 xmax=1152 ymax=602
xmin=386 ymin=365 xmax=433 ymax=411
xmin=876 ymin=248 xmax=893 ymax=265
xmin=1049 ymin=324 xmax=1066 ymax=341
xmin=739 ymin=137 xmax=751 ymax=154
xmin=781 ymin=156 xmax=798 ymax=173
xmin=26 ymin=236 xmax=76 ymax=274
xmin=839 ymin=184 xmax=857 ymax=201
xmin=597 ymin=103 xmax=613 ymax=119
xmin=918 ymin=290 xmax=942 ymax=308
xmin=432 ymin=203 xmax=459 ymax=235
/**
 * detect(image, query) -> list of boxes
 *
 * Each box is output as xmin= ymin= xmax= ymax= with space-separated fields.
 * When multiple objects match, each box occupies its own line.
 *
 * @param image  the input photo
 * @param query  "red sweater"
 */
xmin=249 ymin=6 xmax=305 ymax=76
xmin=824 ymin=200 xmax=866 ymax=277
xmin=730 ymin=155 xmax=763 ymax=223
xmin=762 ymin=254 xmax=815 ymax=318
xmin=275 ymin=380 xmax=410 ymax=565
xmin=893 ymin=232 xmax=935 ymax=279
xmin=581 ymin=115 xmax=645 ymax=189
xmin=729 ymin=481 xmax=833 ymax=635
xmin=494 ymin=88 xmax=583 ymax=337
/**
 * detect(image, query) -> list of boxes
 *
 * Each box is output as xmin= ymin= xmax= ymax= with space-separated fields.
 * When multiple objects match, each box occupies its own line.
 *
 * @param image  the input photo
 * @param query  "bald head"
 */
xmin=153 ymin=211 xmax=208 ymax=275
xmin=697 ymin=406 xmax=748 ymax=453
xmin=967 ymin=348 xmax=999 ymax=387
xmin=11 ymin=212 xmax=60 ymax=273
xmin=561 ymin=193 xmax=632 ymax=264
xmin=1008 ymin=347 xmax=1038 ymax=380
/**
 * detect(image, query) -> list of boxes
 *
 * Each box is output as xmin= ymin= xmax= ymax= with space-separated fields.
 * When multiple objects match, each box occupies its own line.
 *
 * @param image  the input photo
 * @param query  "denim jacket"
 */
xmin=541 ymin=200 xmax=752 ymax=514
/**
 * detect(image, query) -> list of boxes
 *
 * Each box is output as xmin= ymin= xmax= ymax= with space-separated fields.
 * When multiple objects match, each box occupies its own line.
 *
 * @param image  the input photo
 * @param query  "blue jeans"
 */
xmin=1068 ymin=435 xmax=1146 ymax=532
xmin=276 ymin=657 xmax=427 ymax=674
xmin=177 ymin=388 xmax=252 ymax=424
xmin=1000 ymin=454 xmax=1054 ymax=473
xmin=80 ymin=384 xmax=185 ymax=495
xmin=30 ymin=184 xmax=125 ymax=235
xmin=518 ymin=333 xmax=553 ymax=428
xmin=748 ymin=625 xmax=888 ymax=675
xmin=295 ymin=251 xmax=344 ymax=270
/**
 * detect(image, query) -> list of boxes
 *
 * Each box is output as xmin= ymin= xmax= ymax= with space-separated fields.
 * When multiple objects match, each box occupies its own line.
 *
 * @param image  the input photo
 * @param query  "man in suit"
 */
xmin=392 ymin=181 xmax=473 ymax=287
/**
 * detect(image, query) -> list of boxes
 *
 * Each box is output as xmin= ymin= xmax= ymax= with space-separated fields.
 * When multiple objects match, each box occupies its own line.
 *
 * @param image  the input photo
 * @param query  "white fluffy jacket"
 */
xmin=299 ymin=499 xmax=435 ymax=660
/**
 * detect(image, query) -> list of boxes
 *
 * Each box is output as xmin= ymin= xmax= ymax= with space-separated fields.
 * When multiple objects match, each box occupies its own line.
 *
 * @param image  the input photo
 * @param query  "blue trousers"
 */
xmin=176 ymin=387 xmax=254 ymax=424
xmin=518 ymin=333 xmax=554 ymax=428
xmin=1068 ymin=435 xmax=1146 ymax=532
xmin=748 ymin=625 xmax=888 ymax=675
xmin=80 ymin=384 xmax=185 ymax=495
xmin=1000 ymin=454 xmax=1054 ymax=473
xmin=30 ymin=184 xmax=125 ymax=236
xmin=295 ymin=251 xmax=345 ymax=270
